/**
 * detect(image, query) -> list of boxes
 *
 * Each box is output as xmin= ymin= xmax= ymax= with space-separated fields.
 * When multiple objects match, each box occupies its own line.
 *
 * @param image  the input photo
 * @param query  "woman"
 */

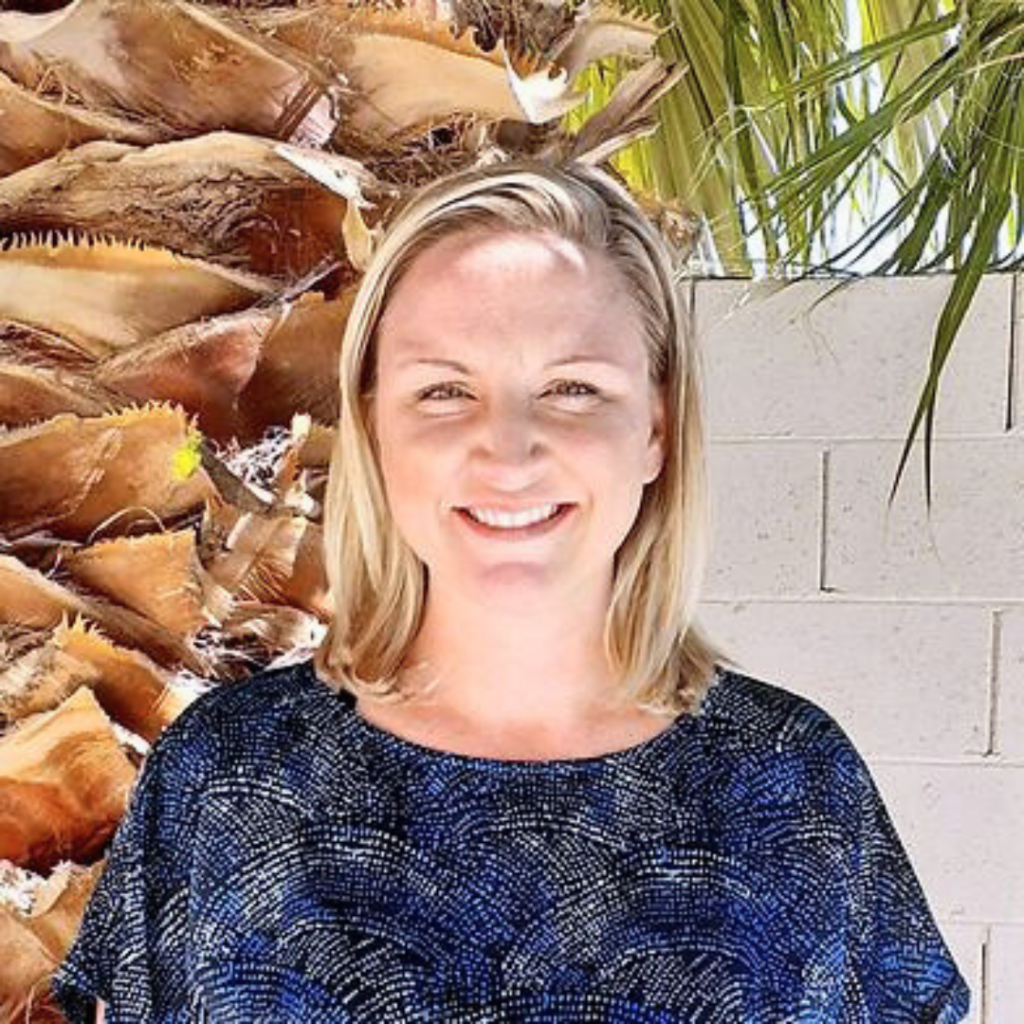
xmin=51 ymin=156 xmax=970 ymax=1022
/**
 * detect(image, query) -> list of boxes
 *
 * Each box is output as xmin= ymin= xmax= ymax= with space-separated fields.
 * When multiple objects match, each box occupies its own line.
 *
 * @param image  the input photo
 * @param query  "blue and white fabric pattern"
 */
xmin=50 ymin=660 xmax=971 ymax=1022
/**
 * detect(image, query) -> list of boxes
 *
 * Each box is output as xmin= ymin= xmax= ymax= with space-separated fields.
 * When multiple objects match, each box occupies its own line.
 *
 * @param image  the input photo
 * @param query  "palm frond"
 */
xmin=580 ymin=0 xmax=1022 ymax=506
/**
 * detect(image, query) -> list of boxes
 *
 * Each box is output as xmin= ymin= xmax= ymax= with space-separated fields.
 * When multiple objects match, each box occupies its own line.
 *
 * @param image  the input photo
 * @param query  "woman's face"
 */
xmin=368 ymin=227 xmax=666 ymax=608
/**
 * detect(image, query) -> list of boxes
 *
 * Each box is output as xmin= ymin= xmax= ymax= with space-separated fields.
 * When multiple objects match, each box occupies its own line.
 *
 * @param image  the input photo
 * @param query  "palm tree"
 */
xmin=0 ymin=1 xmax=683 ymax=1018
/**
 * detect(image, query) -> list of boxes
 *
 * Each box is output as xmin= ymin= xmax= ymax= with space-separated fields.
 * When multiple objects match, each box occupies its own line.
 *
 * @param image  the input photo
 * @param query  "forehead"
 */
xmin=377 ymin=228 xmax=644 ymax=366
xmin=412 ymin=226 xmax=595 ymax=275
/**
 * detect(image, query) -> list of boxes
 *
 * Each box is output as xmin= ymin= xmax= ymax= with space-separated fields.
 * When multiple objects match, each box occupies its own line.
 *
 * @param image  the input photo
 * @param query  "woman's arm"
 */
xmin=96 ymin=998 xmax=106 ymax=1023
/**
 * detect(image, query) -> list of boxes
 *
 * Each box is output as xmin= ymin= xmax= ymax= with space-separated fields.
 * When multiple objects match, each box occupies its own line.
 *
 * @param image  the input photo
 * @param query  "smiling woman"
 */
xmin=313 ymin=156 xmax=728 ymax=739
xmin=50 ymin=155 xmax=969 ymax=1023
xmin=354 ymin=222 xmax=675 ymax=736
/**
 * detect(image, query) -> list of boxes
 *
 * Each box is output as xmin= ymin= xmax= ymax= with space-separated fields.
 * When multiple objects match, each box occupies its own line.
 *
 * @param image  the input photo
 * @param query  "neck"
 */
xmin=392 ymin=571 xmax=632 ymax=734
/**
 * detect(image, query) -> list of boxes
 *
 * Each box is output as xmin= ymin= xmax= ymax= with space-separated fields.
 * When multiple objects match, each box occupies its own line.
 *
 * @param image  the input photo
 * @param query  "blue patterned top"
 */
xmin=51 ymin=660 xmax=970 ymax=1023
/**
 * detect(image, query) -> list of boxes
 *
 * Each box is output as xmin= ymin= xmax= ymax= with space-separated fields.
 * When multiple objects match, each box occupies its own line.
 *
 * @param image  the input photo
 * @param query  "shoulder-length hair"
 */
xmin=313 ymin=153 xmax=737 ymax=717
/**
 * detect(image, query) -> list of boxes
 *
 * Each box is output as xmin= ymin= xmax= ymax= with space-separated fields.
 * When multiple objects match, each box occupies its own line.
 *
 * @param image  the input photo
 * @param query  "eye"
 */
xmin=417 ymin=382 xmax=469 ymax=401
xmin=416 ymin=380 xmax=600 ymax=402
xmin=549 ymin=380 xmax=599 ymax=399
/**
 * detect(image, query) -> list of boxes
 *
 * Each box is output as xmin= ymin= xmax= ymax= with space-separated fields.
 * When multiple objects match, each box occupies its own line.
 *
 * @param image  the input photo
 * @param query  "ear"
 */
xmin=643 ymin=384 xmax=667 ymax=485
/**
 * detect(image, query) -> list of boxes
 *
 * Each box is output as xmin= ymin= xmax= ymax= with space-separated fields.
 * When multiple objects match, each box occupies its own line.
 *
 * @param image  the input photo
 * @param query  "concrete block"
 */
xmin=705 ymin=441 xmax=822 ymax=596
xmin=697 ymin=602 xmax=989 ymax=758
xmin=996 ymin=608 xmax=1024 ymax=760
xmin=938 ymin=922 xmax=984 ymax=1024
xmin=825 ymin=439 xmax=1024 ymax=599
xmin=695 ymin=274 xmax=1011 ymax=439
xmin=868 ymin=763 xmax=1024 ymax=925
xmin=988 ymin=924 xmax=1024 ymax=1024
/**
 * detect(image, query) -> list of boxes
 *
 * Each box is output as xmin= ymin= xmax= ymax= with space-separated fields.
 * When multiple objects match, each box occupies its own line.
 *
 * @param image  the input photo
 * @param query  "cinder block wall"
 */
xmin=693 ymin=273 xmax=1023 ymax=1023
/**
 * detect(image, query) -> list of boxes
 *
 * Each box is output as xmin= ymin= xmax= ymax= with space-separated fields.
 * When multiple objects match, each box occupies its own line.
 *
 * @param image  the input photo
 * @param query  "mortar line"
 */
xmin=980 ymin=924 xmax=991 ymax=1024
xmin=1007 ymin=274 xmax=1018 ymax=432
xmin=819 ymin=447 xmax=831 ymax=592
xmin=984 ymin=609 xmax=1002 ymax=758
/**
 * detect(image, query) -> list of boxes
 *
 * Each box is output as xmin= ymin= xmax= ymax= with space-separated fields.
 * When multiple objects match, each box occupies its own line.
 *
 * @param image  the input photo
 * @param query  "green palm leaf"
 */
xmin=570 ymin=0 xmax=1021 ymax=508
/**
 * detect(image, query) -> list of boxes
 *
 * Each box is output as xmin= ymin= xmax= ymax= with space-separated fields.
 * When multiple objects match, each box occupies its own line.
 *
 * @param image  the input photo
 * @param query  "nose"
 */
xmin=472 ymin=395 xmax=545 ymax=471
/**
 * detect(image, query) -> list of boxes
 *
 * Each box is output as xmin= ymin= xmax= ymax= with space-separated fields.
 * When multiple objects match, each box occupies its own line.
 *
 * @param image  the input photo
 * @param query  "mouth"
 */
xmin=455 ymin=503 xmax=575 ymax=540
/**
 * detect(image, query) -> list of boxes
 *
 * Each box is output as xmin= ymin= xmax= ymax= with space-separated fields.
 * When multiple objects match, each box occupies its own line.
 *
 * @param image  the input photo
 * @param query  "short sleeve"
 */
xmin=846 ymin=751 xmax=971 ymax=1022
xmin=49 ymin=744 xmax=164 ymax=1023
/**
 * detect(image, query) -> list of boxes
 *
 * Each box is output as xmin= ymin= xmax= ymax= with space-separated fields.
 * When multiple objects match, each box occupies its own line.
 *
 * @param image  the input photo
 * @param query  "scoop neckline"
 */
xmin=329 ymin=666 xmax=723 ymax=772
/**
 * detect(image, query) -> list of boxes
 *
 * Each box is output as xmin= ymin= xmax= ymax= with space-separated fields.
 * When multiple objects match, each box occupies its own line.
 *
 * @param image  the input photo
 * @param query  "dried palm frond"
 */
xmin=0 ymin=618 xmax=196 ymax=744
xmin=60 ymin=531 xmax=224 ymax=639
xmin=0 ymin=685 xmax=137 ymax=872
xmin=93 ymin=288 xmax=357 ymax=444
xmin=0 ymin=403 xmax=214 ymax=541
xmin=548 ymin=55 xmax=681 ymax=161
xmin=271 ymin=413 xmax=333 ymax=507
xmin=47 ymin=619 xmax=197 ymax=742
xmin=0 ymin=68 xmax=160 ymax=176
xmin=242 ymin=1 xmax=585 ymax=152
xmin=0 ymin=559 xmax=213 ymax=675
xmin=0 ymin=319 xmax=97 ymax=373
xmin=0 ymin=232 xmax=277 ymax=358
xmin=293 ymin=418 xmax=336 ymax=470
xmin=418 ymin=0 xmax=579 ymax=59
xmin=0 ymin=0 xmax=344 ymax=144
xmin=0 ymin=132 xmax=389 ymax=281
xmin=200 ymin=492 xmax=331 ymax=621
xmin=0 ymin=644 xmax=104 ymax=730
xmin=0 ymin=362 xmax=117 ymax=427
xmin=221 ymin=599 xmax=327 ymax=652
xmin=0 ymin=858 xmax=104 ymax=1023
xmin=545 ymin=0 xmax=663 ymax=80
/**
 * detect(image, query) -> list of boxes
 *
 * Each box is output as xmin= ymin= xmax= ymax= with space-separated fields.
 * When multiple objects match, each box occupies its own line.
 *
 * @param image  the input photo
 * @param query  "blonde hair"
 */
xmin=314 ymin=154 xmax=737 ymax=717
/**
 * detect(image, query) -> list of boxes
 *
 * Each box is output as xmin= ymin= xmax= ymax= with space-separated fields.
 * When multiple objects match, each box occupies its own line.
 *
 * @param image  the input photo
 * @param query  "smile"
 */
xmin=456 ymin=503 xmax=575 ymax=540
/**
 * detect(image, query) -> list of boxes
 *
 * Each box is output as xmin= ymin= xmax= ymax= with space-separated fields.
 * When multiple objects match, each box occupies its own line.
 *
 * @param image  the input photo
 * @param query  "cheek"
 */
xmin=381 ymin=407 xmax=458 ymax=451
xmin=375 ymin=421 xmax=456 ymax=513
xmin=564 ymin=412 xmax=648 ymax=461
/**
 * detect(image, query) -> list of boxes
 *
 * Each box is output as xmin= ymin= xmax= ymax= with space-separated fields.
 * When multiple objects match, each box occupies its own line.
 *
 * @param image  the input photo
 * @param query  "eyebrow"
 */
xmin=400 ymin=355 xmax=623 ymax=372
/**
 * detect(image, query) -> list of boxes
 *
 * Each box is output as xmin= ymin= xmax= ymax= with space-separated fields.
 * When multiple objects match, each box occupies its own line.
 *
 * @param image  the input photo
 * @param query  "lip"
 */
xmin=455 ymin=502 xmax=569 ymax=513
xmin=455 ymin=503 xmax=575 ymax=540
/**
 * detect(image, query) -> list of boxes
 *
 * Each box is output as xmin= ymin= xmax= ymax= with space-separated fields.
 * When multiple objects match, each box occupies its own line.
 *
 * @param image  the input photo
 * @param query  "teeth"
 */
xmin=466 ymin=503 xmax=560 ymax=528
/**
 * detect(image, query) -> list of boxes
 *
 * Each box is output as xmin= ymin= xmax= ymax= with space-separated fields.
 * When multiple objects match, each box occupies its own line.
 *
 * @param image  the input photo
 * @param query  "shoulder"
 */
xmin=703 ymin=667 xmax=860 ymax=754
xmin=695 ymin=666 xmax=874 ymax=808
xmin=155 ymin=657 xmax=325 ymax=740
xmin=145 ymin=658 xmax=340 ymax=791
